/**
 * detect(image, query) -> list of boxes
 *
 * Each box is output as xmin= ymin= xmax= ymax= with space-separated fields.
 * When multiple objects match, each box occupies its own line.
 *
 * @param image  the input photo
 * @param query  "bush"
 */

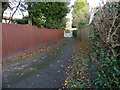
xmin=89 ymin=2 xmax=120 ymax=88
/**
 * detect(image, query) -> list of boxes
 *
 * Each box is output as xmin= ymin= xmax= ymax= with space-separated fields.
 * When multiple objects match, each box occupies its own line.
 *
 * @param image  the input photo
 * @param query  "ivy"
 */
xmin=89 ymin=9 xmax=120 ymax=88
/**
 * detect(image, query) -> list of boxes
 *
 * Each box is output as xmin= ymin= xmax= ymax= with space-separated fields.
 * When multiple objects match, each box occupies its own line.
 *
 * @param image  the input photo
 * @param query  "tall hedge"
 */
xmin=89 ymin=1 xmax=120 ymax=88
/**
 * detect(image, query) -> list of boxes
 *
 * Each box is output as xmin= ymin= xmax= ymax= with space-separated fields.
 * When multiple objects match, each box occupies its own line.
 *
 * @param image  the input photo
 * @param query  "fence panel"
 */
xmin=2 ymin=23 xmax=64 ymax=61
xmin=77 ymin=25 xmax=93 ymax=46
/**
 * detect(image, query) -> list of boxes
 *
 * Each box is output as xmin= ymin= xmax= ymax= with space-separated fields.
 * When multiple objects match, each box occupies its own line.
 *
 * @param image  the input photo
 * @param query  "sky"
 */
xmin=66 ymin=0 xmax=76 ymax=25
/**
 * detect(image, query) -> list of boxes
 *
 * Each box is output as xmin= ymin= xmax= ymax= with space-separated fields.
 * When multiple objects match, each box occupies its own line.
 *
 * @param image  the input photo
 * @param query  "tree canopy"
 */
xmin=27 ymin=2 xmax=69 ymax=29
xmin=72 ymin=0 xmax=90 ymax=28
xmin=2 ymin=2 xmax=69 ymax=30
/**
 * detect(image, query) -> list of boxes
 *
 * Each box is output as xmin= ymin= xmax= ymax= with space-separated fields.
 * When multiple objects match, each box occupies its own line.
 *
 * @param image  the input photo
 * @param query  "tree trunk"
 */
xmin=0 ymin=2 xmax=2 ymax=22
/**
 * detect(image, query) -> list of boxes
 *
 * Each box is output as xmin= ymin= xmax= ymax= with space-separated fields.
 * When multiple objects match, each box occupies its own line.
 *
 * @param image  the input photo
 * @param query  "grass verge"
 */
xmin=63 ymin=40 xmax=90 ymax=88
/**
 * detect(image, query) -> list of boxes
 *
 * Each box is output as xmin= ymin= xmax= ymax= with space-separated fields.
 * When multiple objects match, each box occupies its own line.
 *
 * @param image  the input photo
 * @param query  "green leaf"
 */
xmin=114 ymin=66 xmax=120 ymax=75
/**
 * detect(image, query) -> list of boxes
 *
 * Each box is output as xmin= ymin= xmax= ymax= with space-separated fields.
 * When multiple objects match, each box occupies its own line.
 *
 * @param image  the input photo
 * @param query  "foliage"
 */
xmin=89 ymin=29 xmax=120 ymax=88
xmin=1 ymin=2 xmax=9 ymax=22
xmin=72 ymin=0 xmax=89 ymax=28
xmin=94 ymin=2 xmax=120 ymax=59
xmin=89 ymin=2 xmax=120 ymax=88
xmin=2 ymin=2 xmax=9 ymax=16
xmin=75 ymin=0 xmax=87 ymax=11
xmin=78 ymin=20 xmax=86 ymax=29
xmin=13 ymin=17 xmax=28 ymax=24
xmin=27 ymin=2 xmax=69 ymax=29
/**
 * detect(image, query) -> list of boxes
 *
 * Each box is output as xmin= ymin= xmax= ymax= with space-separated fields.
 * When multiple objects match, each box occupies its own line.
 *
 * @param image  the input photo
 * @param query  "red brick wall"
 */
xmin=2 ymin=23 xmax=64 ymax=61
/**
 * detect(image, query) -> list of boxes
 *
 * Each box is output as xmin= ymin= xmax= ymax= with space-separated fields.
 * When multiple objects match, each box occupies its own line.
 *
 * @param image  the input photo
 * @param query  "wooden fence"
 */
xmin=2 ymin=23 xmax=64 ymax=61
xmin=77 ymin=25 xmax=93 ymax=46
